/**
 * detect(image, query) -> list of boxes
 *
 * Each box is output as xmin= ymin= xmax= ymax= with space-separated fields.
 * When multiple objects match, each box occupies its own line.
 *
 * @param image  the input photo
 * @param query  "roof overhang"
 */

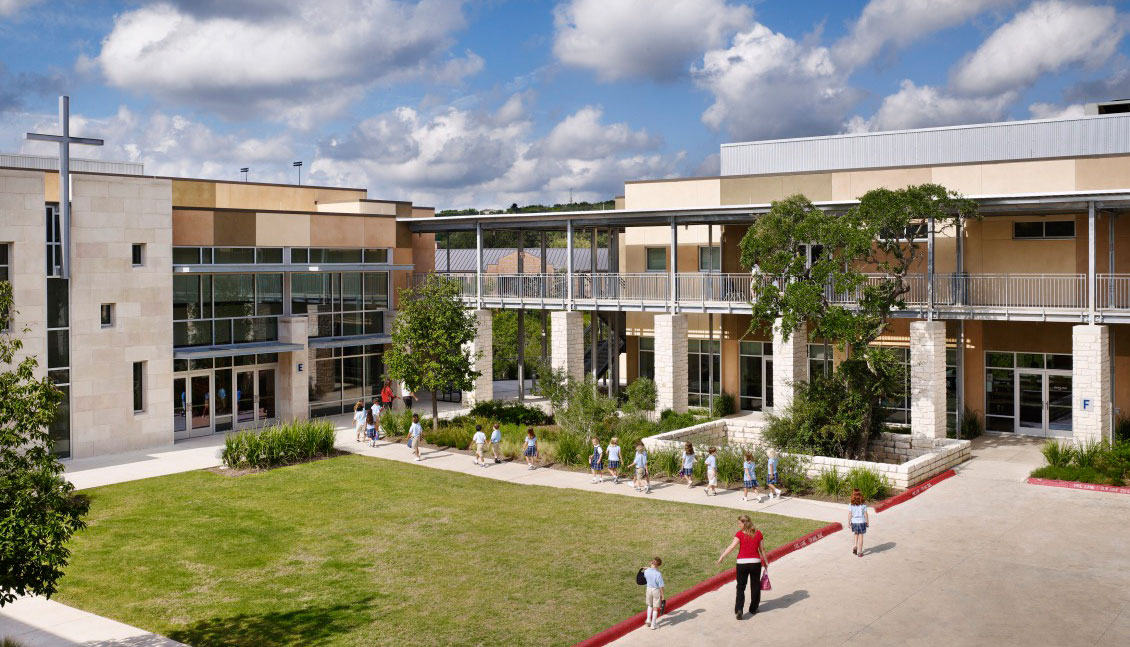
xmin=173 ymin=341 xmax=304 ymax=359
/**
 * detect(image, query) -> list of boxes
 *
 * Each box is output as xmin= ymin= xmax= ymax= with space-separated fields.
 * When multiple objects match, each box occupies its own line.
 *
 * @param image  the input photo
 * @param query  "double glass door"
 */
xmin=1017 ymin=370 xmax=1072 ymax=438
xmin=173 ymin=366 xmax=276 ymax=440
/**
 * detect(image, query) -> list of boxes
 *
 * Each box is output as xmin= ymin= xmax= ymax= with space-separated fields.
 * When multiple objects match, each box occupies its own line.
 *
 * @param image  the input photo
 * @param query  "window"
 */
xmin=46 ymin=205 xmax=62 ymax=276
xmin=308 ymin=345 xmax=385 ymax=417
xmin=364 ymin=248 xmax=390 ymax=263
xmin=645 ymin=248 xmax=667 ymax=272
xmin=100 ymin=303 xmax=114 ymax=327
xmin=174 ymin=273 xmax=283 ymax=348
xmin=698 ymin=246 xmax=720 ymax=272
xmin=291 ymin=272 xmax=389 ymax=338
xmin=638 ymin=337 xmax=655 ymax=380
xmin=688 ymin=339 xmax=720 ymax=408
xmin=873 ymin=345 xmax=958 ymax=427
xmin=131 ymin=244 xmax=144 ymax=267
xmin=132 ymin=362 xmax=145 ymax=412
xmin=984 ymin=351 xmax=1073 ymax=433
xmin=1013 ymin=220 xmax=1075 ymax=239
xmin=0 ymin=243 xmax=9 ymax=329
xmin=740 ymin=341 xmax=772 ymax=411
xmin=808 ymin=343 xmax=832 ymax=378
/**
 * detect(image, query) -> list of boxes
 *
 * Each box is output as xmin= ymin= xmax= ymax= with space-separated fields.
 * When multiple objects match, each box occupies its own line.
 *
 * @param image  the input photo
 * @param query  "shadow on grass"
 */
xmin=166 ymin=597 xmax=375 ymax=647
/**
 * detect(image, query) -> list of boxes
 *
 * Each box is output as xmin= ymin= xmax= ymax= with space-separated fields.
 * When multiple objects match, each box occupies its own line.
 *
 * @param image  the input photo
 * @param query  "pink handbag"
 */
xmin=760 ymin=571 xmax=772 ymax=591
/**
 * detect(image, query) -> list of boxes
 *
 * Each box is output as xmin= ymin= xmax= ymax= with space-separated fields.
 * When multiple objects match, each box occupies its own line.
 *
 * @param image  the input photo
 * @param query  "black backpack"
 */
xmin=636 ymin=568 xmax=647 ymax=585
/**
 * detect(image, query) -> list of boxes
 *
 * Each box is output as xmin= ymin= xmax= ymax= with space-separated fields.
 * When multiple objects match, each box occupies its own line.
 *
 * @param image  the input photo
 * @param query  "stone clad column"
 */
xmin=655 ymin=314 xmax=688 ymax=413
xmin=277 ymin=316 xmax=309 ymax=421
xmin=465 ymin=309 xmax=493 ymax=405
xmin=1073 ymin=324 xmax=1110 ymax=445
xmin=551 ymin=310 xmax=584 ymax=382
xmin=771 ymin=318 xmax=808 ymax=412
xmin=910 ymin=320 xmax=947 ymax=447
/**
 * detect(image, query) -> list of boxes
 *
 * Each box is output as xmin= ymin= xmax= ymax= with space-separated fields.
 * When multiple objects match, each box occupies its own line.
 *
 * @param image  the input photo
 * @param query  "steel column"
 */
xmin=927 ymin=216 xmax=935 ymax=320
xmin=517 ymin=229 xmax=525 ymax=401
xmin=1089 ymin=201 xmax=1097 ymax=324
xmin=566 ymin=220 xmax=574 ymax=309
xmin=475 ymin=223 xmax=484 ymax=310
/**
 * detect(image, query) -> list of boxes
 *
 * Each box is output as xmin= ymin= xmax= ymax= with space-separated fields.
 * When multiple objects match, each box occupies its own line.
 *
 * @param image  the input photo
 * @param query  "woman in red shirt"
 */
xmin=717 ymin=514 xmax=769 ymax=620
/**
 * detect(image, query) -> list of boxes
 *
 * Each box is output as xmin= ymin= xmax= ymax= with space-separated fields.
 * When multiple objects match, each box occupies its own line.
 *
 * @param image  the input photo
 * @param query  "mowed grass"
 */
xmin=56 ymin=454 xmax=822 ymax=647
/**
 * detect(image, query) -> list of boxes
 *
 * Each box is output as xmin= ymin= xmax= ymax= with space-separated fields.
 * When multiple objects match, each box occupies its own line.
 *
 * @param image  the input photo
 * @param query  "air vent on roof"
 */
xmin=1085 ymin=100 xmax=1130 ymax=115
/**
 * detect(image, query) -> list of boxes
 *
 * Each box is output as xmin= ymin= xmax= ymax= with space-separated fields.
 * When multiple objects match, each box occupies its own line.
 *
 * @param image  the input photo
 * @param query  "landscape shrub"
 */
xmin=651 ymin=448 xmax=682 ymax=478
xmin=624 ymin=377 xmax=657 ymax=413
xmin=1116 ymin=413 xmax=1130 ymax=443
xmin=710 ymin=392 xmax=735 ymax=418
xmin=552 ymin=431 xmax=588 ymax=466
xmin=1030 ymin=465 xmax=1120 ymax=485
xmin=424 ymin=424 xmax=474 ymax=449
xmin=950 ymin=407 xmax=984 ymax=440
xmin=1073 ymin=440 xmax=1104 ymax=469
xmin=379 ymin=409 xmax=412 ymax=437
xmin=816 ymin=467 xmax=849 ymax=497
xmin=761 ymin=372 xmax=887 ymax=460
xmin=656 ymin=409 xmax=703 ymax=432
xmin=221 ymin=420 xmax=336 ymax=470
xmin=468 ymin=400 xmax=551 ymax=426
xmin=1034 ymin=439 xmax=1130 ymax=485
xmin=846 ymin=467 xmax=891 ymax=501
xmin=1041 ymin=440 xmax=1073 ymax=468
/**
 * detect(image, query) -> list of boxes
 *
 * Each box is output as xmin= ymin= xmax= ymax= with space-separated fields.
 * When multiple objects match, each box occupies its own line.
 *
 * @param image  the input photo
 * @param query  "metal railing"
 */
xmin=416 ymin=271 xmax=1100 ymax=312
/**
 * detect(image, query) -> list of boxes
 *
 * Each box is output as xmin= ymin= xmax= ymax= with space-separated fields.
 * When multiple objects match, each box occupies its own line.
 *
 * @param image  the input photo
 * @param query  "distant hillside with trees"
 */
xmin=439 ymin=199 xmax=615 ymax=217
xmin=436 ymin=200 xmax=615 ymax=248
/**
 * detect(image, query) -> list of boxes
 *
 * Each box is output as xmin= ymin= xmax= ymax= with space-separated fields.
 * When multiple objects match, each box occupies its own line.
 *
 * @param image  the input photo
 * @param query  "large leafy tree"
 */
xmin=385 ymin=274 xmax=481 ymax=430
xmin=740 ymin=185 xmax=977 ymax=457
xmin=0 ymin=282 xmax=89 ymax=606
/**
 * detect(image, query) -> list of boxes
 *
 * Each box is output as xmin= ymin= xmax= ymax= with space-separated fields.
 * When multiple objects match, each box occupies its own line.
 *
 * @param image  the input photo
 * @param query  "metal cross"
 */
xmin=26 ymin=96 xmax=104 ymax=279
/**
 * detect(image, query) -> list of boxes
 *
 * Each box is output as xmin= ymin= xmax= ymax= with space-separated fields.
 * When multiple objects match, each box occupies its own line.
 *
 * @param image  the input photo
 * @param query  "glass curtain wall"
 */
xmin=688 ymin=339 xmax=720 ymax=408
xmin=173 ymin=273 xmax=283 ymax=347
xmin=308 ymin=345 xmax=385 ymax=417
xmin=291 ymin=272 xmax=388 ymax=338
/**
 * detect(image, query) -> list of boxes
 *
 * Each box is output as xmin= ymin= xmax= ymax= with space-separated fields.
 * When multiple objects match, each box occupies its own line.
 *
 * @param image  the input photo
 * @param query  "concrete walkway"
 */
xmin=609 ymin=433 xmax=1130 ymax=647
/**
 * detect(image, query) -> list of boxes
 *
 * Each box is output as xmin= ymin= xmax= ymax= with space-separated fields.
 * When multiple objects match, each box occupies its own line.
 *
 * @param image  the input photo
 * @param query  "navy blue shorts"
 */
xmin=768 ymin=476 xmax=779 ymax=485
xmin=609 ymin=460 xmax=620 ymax=469
xmin=851 ymin=522 xmax=868 ymax=535
xmin=524 ymin=446 xmax=537 ymax=457
xmin=743 ymin=479 xmax=758 ymax=489
xmin=680 ymin=468 xmax=694 ymax=477
xmin=366 ymin=428 xmax=376 ymax=439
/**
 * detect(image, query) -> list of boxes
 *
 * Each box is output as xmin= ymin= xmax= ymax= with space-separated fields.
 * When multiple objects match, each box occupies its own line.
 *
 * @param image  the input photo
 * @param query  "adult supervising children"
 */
xmin=717 ymin=514 xmax=769 ymax=620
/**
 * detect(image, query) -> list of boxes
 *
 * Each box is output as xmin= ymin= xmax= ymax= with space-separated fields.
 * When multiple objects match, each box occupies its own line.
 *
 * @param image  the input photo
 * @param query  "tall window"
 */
xmin=131 ymin=243 xmax=145 ymax=267
xmin=874 ymin=345 xmax=959 ymax=427
xmin=808 ymin=343 xmax=832 ymax=378
xmin=0 ymin=243 xmax=9 ymax=329
xmin=132 ymin=362 xmax=145 ymax=412
xmin=308 ymin=345 xmax=385 ymax=417
xmin=698 ymin=246 xmax=720 ymax=272
xmin=739 ymin=341 xmax=772 ymax=411
xmin=291 ymin=271 xmax=389 ymax=338
xmin=638 ymin=337 xmax=655 ymax=380
xmin=688 ymin=339 xmax=720 ymax=408
xmin=45 ymin=206 xmax=70 ymax=457
xmin=173 ymin=273 xmax=284 ymax=347
xmin=645 ymin=248 xmax=666 ymax=272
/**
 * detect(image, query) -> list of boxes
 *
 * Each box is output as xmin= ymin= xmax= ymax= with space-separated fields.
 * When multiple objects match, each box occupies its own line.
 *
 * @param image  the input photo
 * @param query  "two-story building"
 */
xmin=0 ymin=154 xmax=433 ymax=458
xmin=408 ymin=107 xmax=1130 ymax=448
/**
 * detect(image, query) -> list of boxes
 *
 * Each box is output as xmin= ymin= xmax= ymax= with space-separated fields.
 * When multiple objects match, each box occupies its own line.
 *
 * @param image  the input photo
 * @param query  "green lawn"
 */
xmin=56 ymin=454 xmax=822 ymax=647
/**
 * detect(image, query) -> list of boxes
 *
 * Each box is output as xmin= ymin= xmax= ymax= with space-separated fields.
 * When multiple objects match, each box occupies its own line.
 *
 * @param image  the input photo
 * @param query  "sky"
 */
xmin=0 ymin=0 xmax=1128 ymax=210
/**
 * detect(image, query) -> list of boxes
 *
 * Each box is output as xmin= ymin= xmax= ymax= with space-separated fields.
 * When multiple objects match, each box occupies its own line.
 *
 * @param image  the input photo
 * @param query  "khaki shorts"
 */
xmin=708 ymin=468 xmax=718 ymax=486
xmin=476 ymin=442 xmax=484 ymax=453
xmin=645 ymin=587 xmax=662 ymax=608
xmin=635 ymin=466 xmax=647 ymax=480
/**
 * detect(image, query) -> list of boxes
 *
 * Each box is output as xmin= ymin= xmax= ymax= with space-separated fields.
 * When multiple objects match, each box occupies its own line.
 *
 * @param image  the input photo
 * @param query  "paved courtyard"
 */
xmin=611 ymin=434 xmax=1130 ymax=647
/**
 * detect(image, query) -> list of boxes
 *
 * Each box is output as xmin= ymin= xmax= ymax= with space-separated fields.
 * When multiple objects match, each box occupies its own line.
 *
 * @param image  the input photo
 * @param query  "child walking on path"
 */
xmin=408 ymin=414 xmax=422 ymax=461
xmin=365 ymin=409 xmax=377 ymax=447
xmin=642 ymin=557 xmax=666 ymax=630
xmin=705 ymin=447 xmax=719 ymax=496
xmin=681 ymin=443 xmax=697 ymax=488
xmin=353 ymin=401 xmax=366 ymax=443
xmin=523 ymin=428 xmax=539 ymax=469
xmin=849 ymin=489 xmax=870 ymax=557
xmin=589 ymin=437 xmax=604 ymax=483
xmin=490 ymin=422 xmax=502 ymax=464
xmin=605 ymin=437 xmax=622 ymax=483
xmin=632 ymin=443 xmax=651 ymax=493
xmin=472 ymin=425 xmax=487 ymax=467
xmin=741 ymin=452 xmax=762 ymax=502
xmin=766 ymin=448 xmax=782 ymax=498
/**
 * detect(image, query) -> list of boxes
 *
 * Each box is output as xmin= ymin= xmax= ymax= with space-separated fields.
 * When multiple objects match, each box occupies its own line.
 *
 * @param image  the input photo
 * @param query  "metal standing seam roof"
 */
xmin=434 ymin=248 xmax=609 ymax=272
xmin=720 ymin=113 xmax=1130 ymax=176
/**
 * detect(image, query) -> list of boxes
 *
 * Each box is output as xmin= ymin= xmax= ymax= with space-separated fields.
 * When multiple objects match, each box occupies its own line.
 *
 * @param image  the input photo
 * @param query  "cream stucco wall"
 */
xmin=624 ymin=178 xmax=720 ymax=209
xmin=68 ymin=175 xmax=174 ymax=458
xmin=0 ymin=169 xmax=47 ymax=378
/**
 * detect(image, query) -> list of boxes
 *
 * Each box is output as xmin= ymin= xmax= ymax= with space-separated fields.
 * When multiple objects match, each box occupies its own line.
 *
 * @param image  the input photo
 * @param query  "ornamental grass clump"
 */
xmin=816 ymin=467 xmax=850 ymax=497
xmin=221 ymin=420 xmax=336 ymax=470
xmin=846 ymin=466 xmax=892 ymax=500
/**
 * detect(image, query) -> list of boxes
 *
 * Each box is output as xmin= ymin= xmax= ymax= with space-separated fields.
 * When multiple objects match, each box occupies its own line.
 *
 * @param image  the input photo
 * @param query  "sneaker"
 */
xmin=414 ymin=457 xmax=422 ymax=462
xmin=852 ymin=547 xmax=857 ymax=555
xmin=495 ymin=458 xmax=500 ymax=464
xmin=650 ymin=621 xmax=657 ymax=630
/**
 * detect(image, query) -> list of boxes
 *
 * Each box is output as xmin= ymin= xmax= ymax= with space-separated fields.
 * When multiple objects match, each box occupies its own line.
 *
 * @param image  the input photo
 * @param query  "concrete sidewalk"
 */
xmin=608 ymin=434 xmax=1130 ymax=647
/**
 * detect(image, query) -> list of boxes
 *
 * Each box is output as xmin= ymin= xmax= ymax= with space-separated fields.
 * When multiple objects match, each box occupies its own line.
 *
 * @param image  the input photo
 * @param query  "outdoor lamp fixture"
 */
xmin=293 ymin=160 xmax=303 ymax=185
xmin=240 ymin=167 xmax=249 ymax=182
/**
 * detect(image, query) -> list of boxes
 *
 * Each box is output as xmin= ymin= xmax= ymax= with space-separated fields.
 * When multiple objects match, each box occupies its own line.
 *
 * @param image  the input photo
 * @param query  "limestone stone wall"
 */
xmin=771 ymin=319 xmax=807 ymax=412
xmin=0 ymin=169 xmax=46 ymax=378
xmin=465 ymin=309 xmax=493 ymax=404
xmin=551 ymin=310 xmax=584 ymax=381
xmin=1072 ymin=324 xmax=1111 ymax=444
xmin=277 ymin=316 xmax=309 ymax=421
xmin=654 ymin=314 xmax=688 ymax=413
xmin=910 ymin=320 xmax=947 ymax=446
xmin=68 ymin=174 xmax=174 ymax=458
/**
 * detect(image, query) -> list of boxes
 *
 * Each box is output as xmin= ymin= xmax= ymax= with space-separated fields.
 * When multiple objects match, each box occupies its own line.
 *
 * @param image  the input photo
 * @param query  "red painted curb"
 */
xmin=570 ymin=522 xmax=842 ymax=647
xmin=874 ymin=469 xmax=956 ymax=513
xmin=1028 ymin=477 xmax=1130 ymax=495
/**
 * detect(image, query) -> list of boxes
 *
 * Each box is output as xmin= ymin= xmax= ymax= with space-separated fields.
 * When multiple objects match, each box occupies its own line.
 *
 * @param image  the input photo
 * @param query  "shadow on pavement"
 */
xmin=167 ymin=598 xmax=375 ymax=647
xmin=660 ymin=607 xmax=704 ymax=627
xmin=757 ymin=589 xmax=810 ymax=614
xmin=866 ymin=542 xmax=896 ymax=555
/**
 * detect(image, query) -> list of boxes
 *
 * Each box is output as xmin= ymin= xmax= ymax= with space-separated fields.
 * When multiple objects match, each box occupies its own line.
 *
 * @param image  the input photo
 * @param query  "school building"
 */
xmin=407 ymin=105 xmax=1130 ymax=448
xmin=0 ymin=154 xmax=434 ymax=458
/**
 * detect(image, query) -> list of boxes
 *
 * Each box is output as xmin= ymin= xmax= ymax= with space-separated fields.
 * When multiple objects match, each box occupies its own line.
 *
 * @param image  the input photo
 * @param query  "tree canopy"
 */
xmin=740 ymin=184 xmax=978 ymax=457
xmin=384 ymin=274 xmax=481 ymax=429
xmin=0 ymin=282 xmax=89 ymax=606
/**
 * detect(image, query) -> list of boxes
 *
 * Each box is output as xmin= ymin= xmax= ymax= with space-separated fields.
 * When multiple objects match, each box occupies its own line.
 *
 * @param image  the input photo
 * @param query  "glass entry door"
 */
xmin=235 ymin=368 xmax=277 ymax=429
xmin=174 ymin=373 xmax=213 ymax=440
xmin=1015 ymin=370 xmax=1073 ymax=438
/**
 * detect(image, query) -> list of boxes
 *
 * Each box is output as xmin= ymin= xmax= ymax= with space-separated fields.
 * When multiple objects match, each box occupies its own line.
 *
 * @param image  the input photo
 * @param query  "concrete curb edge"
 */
xmin=874 ymin=469 xmax=956 ymax=513
xmin=570 ymin=521 xmax=843 ymax=647
xmin=1027 ymin=477 xmax=1130 ymax=495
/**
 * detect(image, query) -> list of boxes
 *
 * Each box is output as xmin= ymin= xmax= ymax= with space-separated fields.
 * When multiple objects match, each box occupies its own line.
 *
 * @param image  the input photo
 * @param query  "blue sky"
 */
xmin=1 ymin=0 xmax=1128 ymax=209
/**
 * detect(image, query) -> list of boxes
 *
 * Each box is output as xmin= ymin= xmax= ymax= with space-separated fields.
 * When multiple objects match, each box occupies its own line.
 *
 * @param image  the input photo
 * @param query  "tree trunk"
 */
xmin=431 ymin=390 xmax=439 ymax=431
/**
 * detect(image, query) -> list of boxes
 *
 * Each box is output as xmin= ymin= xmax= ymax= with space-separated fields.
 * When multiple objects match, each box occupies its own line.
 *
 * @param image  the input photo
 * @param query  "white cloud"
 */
xmin=553 ymin=0 xmax=752 ymax=82
xmin=693 ymin=23 xmax=860 ymax=141
xmin=93 ymin=0 xmax=481 ymax=127
xmin=0 ymin=0 xmax=40 ymax=17
xmin=1028 ymin=102 xmax=1086 ymax=119
xmin=952 ymin=0 xmax=1125 ymax=96
xmin=313 ymin=96 xmax=682 ymax=208
xmin=848 ymin=80 xmax=1014 ymax=132
xmin=833 ymin=0 xmax=1017 ymax=68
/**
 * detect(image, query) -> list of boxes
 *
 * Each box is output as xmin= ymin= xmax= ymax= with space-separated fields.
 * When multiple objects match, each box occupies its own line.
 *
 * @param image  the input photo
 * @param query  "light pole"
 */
xmin=240 ymin=167 xmax=249 ymax=182
xmin=293 ymin=160 xmax=303 ymax=185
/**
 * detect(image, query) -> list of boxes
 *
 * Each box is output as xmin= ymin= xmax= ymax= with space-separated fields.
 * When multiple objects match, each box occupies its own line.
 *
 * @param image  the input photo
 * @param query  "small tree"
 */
xmin=740 ymin=185 xmax=977 ymax=457
xmin=384 ymin=275 xmax=481 ymax=430
xmin=555 ymin=376 xmax=619 ymax=439
xmin=0 ymin=282 xmax=89 ymax=606
xmin=623 ymin=377 xmax=657 ymax=415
